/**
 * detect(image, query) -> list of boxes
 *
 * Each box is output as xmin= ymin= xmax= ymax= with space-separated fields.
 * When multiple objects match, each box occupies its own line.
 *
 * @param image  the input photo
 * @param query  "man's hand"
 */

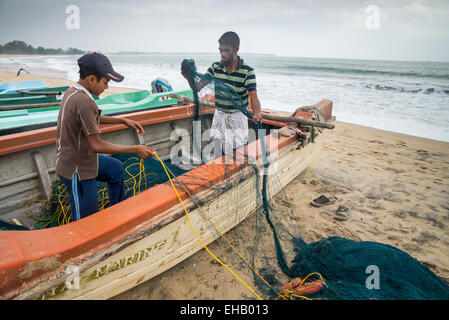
xmin=86 ymin=134 xmax=154 ymax=159
xmin=134 ymin=145 xmax=155 ymax=159
xmin=252 ymin=111 xmax=261 ymax=123
xmin=124 ymin=119 xmax=145 ymax=136
xmin=181 ymin=71 xmax=196 ymax=90
xmin=249 ymin=91 xmax=262 ymax=124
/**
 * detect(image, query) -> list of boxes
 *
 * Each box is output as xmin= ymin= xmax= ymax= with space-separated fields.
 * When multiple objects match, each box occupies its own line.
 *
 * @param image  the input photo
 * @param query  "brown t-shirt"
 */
xmin=55 ymin=84 xmax=102 ymax=181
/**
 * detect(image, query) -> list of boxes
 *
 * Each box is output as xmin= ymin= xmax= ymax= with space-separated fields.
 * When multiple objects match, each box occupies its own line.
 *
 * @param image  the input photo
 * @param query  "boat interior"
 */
xmin=0 ymin=107 xmax=282 ymax=230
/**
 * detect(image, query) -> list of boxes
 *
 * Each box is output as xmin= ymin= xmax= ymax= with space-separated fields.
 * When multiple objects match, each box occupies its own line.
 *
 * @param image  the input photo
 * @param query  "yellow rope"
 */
xmin=153 ymin=151 xmax=264 ymax=300
xmin=154 ymin=156 xmax=326 ymax=300
xmin=25 ymin=159 xmax=148 ymax=227
xmin=154 ymin=155 xmax=289 ymax=300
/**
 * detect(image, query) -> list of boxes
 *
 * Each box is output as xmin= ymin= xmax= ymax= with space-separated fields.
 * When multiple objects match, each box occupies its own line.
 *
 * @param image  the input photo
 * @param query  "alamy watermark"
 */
xmin=65 ymin=265 xmax=80 ymax=290
xmin=365 ymin=5 xmax=380 ymax=30
xmin=65 ymin=5 xmax=80 ymax=30
xmin=365 ymin=265 xmax=380 ymax=290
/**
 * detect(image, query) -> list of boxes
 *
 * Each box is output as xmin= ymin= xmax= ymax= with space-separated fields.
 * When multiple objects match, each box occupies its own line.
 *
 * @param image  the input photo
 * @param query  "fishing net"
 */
xmin=0 ymin=220 xmax=28 ymax=231
xmin=25 ymin=155 xmax=189 ymax=229
xmin=290 ymin=236 xmax=449 ymax=299
xmin=178 ymin=58 xmax=449 ymax=300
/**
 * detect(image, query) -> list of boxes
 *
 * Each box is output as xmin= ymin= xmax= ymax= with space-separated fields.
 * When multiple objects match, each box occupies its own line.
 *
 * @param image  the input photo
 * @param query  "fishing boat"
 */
xmin=0 ymin=97 xmax=334 ymax=300
xmin=0 ymin=89 xmax=193 ymax=135
xmin=0 ymin=80 xmax=48 ymax=95
xmin=0 ymin=87 xmax=71 ymax=130
xmin=0 ymin=86 xmax=70 ymax=108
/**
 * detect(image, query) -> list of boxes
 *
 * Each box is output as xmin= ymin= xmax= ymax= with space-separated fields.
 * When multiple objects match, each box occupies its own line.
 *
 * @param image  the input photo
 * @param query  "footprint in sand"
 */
xmin=416 ymin=150 xmax=430 ymax=161
xmin=423 ymin=215 xmax=445 ymax=229
xmin=412 ymin=231 xmax=439 ymax=245
xmin=430 ymin=152 xmax=446 ymax=157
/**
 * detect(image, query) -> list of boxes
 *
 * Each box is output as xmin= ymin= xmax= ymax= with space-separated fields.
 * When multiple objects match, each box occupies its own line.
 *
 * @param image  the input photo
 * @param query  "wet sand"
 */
xmin=2 ymin=68 xmax=448 ymax=299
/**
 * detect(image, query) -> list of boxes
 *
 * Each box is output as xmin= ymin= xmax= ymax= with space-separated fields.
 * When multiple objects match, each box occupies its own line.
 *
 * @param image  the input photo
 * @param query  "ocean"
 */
xmin=1 ymin=53 xmax=448 ymax=142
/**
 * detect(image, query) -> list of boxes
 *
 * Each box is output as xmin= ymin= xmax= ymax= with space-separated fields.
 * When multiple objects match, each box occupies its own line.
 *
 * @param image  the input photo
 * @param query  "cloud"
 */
xmin=0 ymin=0 xmax=448 ymax=61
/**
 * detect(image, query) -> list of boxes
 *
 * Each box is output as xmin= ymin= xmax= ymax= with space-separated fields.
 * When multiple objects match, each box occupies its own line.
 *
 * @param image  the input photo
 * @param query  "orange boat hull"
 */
xmin=0 ymin=99 xmax=333 ymax=299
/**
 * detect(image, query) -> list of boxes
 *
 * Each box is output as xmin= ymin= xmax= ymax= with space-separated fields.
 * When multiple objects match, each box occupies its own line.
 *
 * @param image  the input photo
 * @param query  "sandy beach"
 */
xmin=0 ymin=61 xmax=139 ymax=97
xmin=1 ymin=69 xmax=448 ymax=300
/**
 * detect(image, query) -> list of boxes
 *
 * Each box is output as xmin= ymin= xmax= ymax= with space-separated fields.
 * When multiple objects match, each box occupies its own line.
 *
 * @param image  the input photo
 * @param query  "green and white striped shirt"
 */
xmin=206 ymin=56 xmax=256 ymax=113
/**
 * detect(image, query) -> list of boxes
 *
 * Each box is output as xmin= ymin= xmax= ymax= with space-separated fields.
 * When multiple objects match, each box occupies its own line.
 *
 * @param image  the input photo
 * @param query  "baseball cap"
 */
xmin=77 ymin=52 xmax=124 ymax=82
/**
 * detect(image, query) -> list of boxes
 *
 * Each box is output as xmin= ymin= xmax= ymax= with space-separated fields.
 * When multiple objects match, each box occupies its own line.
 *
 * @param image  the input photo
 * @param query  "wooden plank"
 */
xmin=168 ymin=93 xmax=335 ymax=129
xmin=0 ymin=102 xmax=60 ymax=111
xmin=15 ymin=90 xmax=63 ymax=96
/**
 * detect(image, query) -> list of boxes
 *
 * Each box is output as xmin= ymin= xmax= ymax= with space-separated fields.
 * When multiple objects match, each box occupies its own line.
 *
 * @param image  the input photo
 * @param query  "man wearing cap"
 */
xmin=55 ymin=52 xmax=154 ymax=222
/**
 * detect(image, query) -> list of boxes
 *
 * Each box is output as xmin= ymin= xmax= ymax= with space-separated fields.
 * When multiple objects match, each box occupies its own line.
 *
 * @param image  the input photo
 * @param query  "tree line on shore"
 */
xmin=0 ymin=40 xmax=85 ymax=55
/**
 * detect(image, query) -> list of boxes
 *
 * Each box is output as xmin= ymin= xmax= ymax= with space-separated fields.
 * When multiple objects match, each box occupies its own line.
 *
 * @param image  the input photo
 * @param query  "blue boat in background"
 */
xmin=0 ymin=80 xmax=48 ymax=94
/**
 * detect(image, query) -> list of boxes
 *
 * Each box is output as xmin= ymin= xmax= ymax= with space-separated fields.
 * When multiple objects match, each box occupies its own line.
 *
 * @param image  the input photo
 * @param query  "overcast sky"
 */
xmin=1 ymin=0 xmax=448 ymax=61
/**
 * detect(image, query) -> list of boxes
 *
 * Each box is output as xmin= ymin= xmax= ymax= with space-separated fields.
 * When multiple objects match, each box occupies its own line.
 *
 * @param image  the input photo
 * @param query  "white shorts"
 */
xmin=211 ymin=109 xmax=248 ymax=152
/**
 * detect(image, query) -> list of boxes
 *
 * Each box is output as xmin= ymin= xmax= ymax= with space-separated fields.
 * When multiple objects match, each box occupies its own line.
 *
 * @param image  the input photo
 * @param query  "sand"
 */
xmin=1 ymin=67 xmax=448 ymax=300
xmin=0 ymin=62 xmax=139 ymax=97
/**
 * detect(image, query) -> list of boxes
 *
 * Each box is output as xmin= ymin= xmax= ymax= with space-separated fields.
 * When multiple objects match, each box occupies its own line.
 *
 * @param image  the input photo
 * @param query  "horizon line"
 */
xmin=83 ymin=51 xmax=449 ymax=64
xmin=1 ymin=51 xmax=448 ymax=64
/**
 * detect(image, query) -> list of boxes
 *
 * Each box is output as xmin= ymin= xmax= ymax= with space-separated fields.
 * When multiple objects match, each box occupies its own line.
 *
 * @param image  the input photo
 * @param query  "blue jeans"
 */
xmin=59 ymin=155 xmax=125 ymax=221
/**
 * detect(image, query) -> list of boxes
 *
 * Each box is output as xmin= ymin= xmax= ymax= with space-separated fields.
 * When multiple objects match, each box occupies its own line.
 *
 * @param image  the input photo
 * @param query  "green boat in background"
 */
xmin=0 ymin=86 xmax=95 ymax=118
xmin=0 ymin=88 xmax=193 ymax=135
xmin=96 ymin=89 xmax=193 ymax=114
xmin=0 ymin=86 xmax=71 ymax=108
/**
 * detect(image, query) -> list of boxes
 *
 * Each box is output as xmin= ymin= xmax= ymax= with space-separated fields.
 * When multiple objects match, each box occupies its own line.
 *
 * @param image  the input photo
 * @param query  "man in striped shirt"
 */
xmin=183 ymin=31 xmax=262 ymax=157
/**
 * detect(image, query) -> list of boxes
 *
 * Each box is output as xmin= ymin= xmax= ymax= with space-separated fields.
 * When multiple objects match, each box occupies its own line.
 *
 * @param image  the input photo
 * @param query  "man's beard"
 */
xmin=221 ymin=56 xmax=234 ymax=67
